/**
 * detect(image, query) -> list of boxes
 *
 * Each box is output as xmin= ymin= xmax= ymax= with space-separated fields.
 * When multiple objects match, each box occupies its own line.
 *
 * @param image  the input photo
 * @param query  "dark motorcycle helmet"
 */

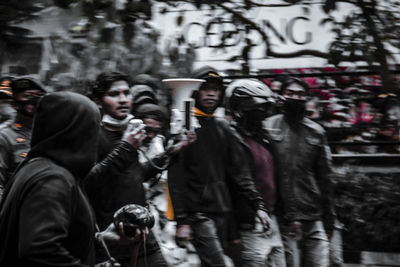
xmin=226 ymin=79 xmax=275 ymax=121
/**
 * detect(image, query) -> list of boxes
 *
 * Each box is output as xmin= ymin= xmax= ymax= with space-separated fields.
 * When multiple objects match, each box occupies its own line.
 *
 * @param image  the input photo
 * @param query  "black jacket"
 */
xmin=0 ymin=92 xmax=100 ymax=267
xmin=168 ymin=117 xmax=266 ymax=225
xmin=264 ymin=114 xmax=336 ymax=230
xmin=229 ymin=125 xmax=283 ymax=229
xmin=84 ymin=126 xmax=163 ymax=262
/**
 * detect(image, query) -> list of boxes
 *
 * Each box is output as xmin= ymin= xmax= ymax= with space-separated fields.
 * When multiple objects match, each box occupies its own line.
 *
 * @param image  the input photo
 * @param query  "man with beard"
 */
xmin=84 ymin=71 xmax=169 ymax=267
xmin=225 ymin=79 xmax=286 ymax=267
xmin=168 ymin=67 xmax=270 ymax=267
xmin=264 ymin=77 xmax=336 ymax=267
xmin=0 ymin=76 xmax=47 ymax=200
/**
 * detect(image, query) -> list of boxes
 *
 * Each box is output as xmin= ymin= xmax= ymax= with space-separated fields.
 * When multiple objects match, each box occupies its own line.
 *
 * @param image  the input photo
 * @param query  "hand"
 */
xmin=122 ymin=123 xmax=146 ymax=149
xmin=98 ymin=222 xmax=149 ymax=245
xmin=256 ymin=209 xmax=272 ymax=232
xmin=175 ymin=224 xmax=192 ymax=248
xmin=186 ymin=130 xmax=197 ymax=144
xmin=289 ymin=221 xmax=302 ymax=241
xmin=168 ymin=130 xmax=197 ymax=154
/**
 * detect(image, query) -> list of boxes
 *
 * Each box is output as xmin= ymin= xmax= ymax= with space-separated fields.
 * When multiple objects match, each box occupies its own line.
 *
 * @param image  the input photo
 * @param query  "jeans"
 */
xmin=329 ymin=229 xmax=344 ymax=267
xmin=281 ymin=220 xmax=329 ymax=267
xmin=190 ymin=214 xmax=230 ymax=267
xmin=240 ymin=215 xmax=286 ymax=267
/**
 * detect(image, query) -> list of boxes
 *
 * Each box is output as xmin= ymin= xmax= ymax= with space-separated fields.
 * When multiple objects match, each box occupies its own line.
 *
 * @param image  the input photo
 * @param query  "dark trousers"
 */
xmin=190 ymin=213 xmax=232 ymax=267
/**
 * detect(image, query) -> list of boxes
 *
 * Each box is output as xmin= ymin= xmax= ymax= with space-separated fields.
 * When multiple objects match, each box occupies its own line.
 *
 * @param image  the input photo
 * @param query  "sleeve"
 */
xmin=18 ymin=175 xmax=89 ymax=267
xmin=141 ymin=152 xmax=170 ymax=183
xmin=315 ymin=133 xmax=337 ymax=234
xmin=225 ymin=127 xmax=266 ymax=213
xmin=84 ymin=141 xmax=138 ymax=190
xmin=167 ymin=148 xmax=190 ymax=225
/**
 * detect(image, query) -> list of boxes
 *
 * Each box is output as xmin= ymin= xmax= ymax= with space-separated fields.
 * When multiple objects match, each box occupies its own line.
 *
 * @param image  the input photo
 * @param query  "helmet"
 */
xmin=226 ymin=79 xmax=275 ymax=121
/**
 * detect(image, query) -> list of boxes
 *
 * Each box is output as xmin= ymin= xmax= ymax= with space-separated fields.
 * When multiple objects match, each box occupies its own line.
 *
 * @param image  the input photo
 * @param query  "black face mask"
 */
xmin=242 ymin=109 xmax=269 ymax=132
xmin=283 ymin=98 xmax=306 ymax=125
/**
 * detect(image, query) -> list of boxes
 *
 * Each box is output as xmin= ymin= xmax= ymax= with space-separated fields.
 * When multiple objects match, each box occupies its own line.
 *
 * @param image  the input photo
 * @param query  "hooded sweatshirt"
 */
xmin=0 ymin=92 xmax=100 ymax=267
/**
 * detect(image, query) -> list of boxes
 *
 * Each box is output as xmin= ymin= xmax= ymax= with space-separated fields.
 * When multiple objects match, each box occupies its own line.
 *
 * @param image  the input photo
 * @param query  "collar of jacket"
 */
xmin=193 ymin=107 xmax=215 ymax=118
xmin=102 ymin=114 xmax=134 ymax=130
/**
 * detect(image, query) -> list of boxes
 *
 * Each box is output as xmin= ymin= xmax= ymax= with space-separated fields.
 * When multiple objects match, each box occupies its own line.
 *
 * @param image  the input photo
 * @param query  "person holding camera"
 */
xmin=0 ymin=91 xmax=136 ymax=267
xmin=84 ymin=71 xmax=169 ymax=267
xmin=168 ymin=66 xmax=270 ymax=267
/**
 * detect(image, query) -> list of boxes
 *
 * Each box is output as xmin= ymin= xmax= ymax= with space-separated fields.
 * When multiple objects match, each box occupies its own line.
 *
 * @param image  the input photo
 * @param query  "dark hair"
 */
xmin=280 ymin=77 xmax=309 ymax=95
xmin=92 ymin=71 xmax=130 ymax=99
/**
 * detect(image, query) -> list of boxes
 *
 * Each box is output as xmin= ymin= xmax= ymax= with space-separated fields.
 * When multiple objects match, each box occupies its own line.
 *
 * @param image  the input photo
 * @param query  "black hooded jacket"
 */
xmin=168 ymin=116 xmax=266 ymax=225
xmin=0 ymin=92 xmax=100 ymax=267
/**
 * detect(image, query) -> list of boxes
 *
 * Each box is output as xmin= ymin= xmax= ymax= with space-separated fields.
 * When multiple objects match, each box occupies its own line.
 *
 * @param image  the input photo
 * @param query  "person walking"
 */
xmin=264 ymin=77 xmax=337 ymax=267
xmin=168 ymin=67 xmax=270 ymax=267
xmin=225 ymin=79 xmax=286 ymax=267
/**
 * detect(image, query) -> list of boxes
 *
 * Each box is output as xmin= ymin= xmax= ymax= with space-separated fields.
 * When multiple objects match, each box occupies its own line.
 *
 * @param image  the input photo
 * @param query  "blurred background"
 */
xmin=1 ymin=0 xmax=400 ymax=265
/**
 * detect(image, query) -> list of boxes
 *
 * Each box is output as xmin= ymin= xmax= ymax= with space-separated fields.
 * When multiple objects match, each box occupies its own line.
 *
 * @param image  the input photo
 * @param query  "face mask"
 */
xmin=283 ymin=98 xmax=306 ymax=124
xmin=242 ymin=109 xmax=269 ymax=132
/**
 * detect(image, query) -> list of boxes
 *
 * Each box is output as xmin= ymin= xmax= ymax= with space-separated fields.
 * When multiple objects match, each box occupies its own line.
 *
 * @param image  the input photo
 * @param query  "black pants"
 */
xmin=190 ymin=213 xmax=235 ymax=267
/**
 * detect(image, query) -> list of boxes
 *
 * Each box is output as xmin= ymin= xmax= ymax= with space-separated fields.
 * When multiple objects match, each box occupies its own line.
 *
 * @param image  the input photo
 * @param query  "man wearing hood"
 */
xmin=84 ymin=71 xmax=169 ymax=267
xmin=168 ymin=66 xmax=270 ymax=267
xmin=0 ymin=76 xmax=47 ymax=200
xmin=264 ymin=77 xmax=336 ymax=267
xmin=0 ymin=91 xmax=116 ymax=266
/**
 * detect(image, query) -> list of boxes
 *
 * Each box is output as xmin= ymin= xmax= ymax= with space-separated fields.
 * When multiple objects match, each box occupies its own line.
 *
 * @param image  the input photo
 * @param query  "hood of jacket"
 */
xmin=28 ymin=91 xmax=100 ymax=179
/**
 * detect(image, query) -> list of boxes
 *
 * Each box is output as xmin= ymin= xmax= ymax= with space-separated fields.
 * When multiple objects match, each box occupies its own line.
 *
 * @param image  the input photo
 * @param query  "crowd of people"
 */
xmin=0 ymin=67 xmax=344 ymax=267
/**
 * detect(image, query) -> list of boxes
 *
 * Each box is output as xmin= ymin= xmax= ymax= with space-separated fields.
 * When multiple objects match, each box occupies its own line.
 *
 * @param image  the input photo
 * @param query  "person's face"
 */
xmin=198 ymin=82 xmax=221 ymax=112
xmin=101 ymin=80 xmax=132 ymax=119
xmin=143 ymin=118 xmax=162 ymax=139
xmin=16 ymin=89 xmax=45 ymax=116
xmin=283 ymin=83 xmax=307 ymax=101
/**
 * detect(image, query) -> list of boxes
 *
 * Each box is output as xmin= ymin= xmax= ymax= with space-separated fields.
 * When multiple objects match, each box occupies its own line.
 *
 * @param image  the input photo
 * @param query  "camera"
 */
xmin=113 ymin=204 xmax=155 ymax=237
xmin=126 ymin=118 xmax=144 ymax=133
